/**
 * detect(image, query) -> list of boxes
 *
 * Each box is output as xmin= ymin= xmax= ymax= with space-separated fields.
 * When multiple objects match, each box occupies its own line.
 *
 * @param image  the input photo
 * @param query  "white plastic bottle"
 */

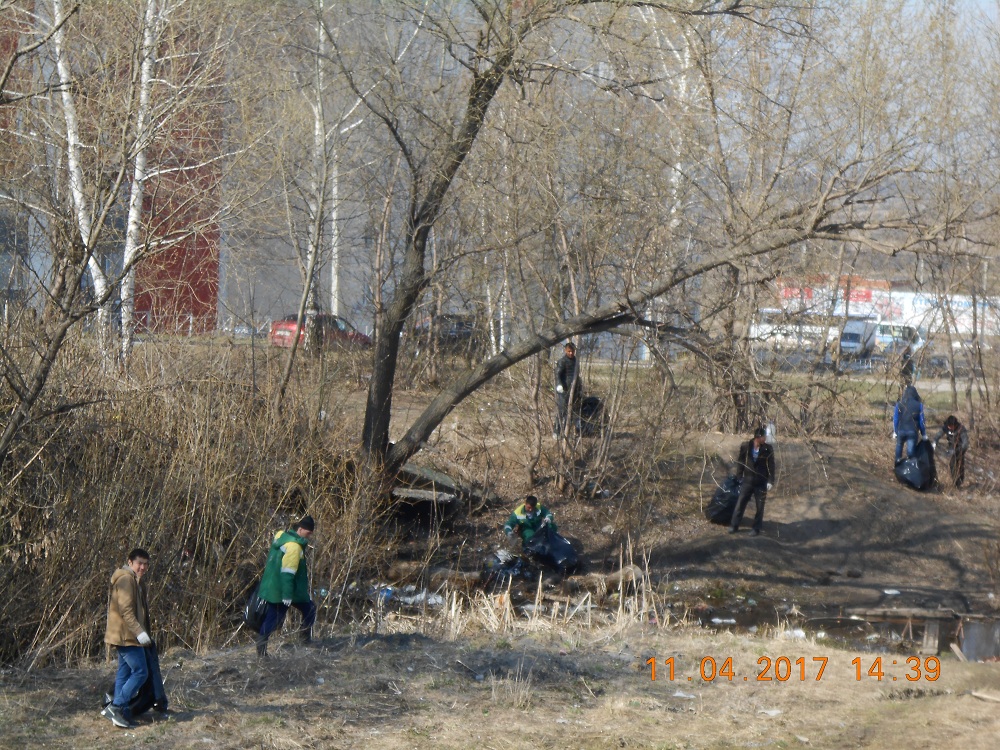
xmin=765 ymin=421 xmax=776 ymax=445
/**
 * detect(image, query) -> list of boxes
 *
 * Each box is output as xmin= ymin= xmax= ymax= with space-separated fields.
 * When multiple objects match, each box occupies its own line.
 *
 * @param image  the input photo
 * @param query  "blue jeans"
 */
xmin=114 ymin=646 xmax=148 ymax=716
xmin=895 ymin=431 xmax=917 ymax=463
xmin=258 ymin=600 xmax=317 ymax=642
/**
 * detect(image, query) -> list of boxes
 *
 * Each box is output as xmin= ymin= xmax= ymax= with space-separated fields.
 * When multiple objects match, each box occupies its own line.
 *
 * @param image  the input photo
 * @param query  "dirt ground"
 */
xmin=3 ymin=414 xmax=1000 ymax=749
xmin=3 ymin=623 xmax=1000 ymax=750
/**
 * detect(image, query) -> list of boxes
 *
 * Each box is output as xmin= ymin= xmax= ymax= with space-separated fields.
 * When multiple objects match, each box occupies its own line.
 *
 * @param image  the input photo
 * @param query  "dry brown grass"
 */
xmin=2 ymin=613 xmax=1000 ymax=750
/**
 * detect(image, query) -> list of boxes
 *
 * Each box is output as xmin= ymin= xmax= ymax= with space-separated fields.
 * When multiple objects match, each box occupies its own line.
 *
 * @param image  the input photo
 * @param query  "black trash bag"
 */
xmin=102 ymin=643 xmax=159 ymax=717
xmin=705 ymin=476 xmax=741 ymax=525
xmin=895 ymin=439 xmax=936 ymax=491
xmin=481 ymin=548 xmax=536 ymax=588
xmin=243 ymin=579 xmax=268 ymax=633
xmin=580 ymin=396 xmax=604 ymax=437
xmin=523 ymin=526 xmax=580 ymax=576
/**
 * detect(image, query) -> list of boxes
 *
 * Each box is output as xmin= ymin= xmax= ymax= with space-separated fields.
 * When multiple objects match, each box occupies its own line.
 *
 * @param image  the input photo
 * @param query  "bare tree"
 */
xmin=330 ymin=1 xmax=764 ymax=468
xmin=325 ymin=1 xmax=983 ymax=475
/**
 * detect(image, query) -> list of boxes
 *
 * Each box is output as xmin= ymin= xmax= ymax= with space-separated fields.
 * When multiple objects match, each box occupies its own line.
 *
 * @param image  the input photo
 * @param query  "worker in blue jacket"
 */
xmin=893 ymin=385 xmax=927 ymax=464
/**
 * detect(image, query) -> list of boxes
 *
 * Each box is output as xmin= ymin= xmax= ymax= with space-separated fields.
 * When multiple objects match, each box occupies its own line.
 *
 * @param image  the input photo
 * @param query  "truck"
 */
xmin=838 ymin=317 xmax=879 ymax=358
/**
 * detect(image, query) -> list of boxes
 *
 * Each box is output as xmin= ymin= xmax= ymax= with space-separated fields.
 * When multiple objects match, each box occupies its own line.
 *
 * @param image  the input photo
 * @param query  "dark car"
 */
xmin=413 ymin=314 xmax=481 ymax=356
xmin=269 ymin=313 xmax=371 ymax=349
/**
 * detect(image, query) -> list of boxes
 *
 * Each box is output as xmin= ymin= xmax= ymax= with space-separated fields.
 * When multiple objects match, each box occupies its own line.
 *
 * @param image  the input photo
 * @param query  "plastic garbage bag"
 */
xmin=481 ymin=547 xmax=536 ymax=588
xmin=242 ymin=579 xmax=268 ymax=633
xmin=705 ymin=476 xmax=741 ymax=525
xmin=523 ymin=526 xmax=579 ymax=576
xmin=894 ymin=439 xmax=936 ymax=490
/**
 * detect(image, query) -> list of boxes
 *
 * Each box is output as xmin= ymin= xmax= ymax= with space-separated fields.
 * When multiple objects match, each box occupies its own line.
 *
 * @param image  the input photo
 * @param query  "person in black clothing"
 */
xmin=900 ymin=345 xmax=914 ymax=385
xmin=554 ymin=342 xmax=581 ymax=438
xmin=933 ymin=415 xmax=969 ymax=488
xmin=729 ymin=426 xmax=776 ymax=536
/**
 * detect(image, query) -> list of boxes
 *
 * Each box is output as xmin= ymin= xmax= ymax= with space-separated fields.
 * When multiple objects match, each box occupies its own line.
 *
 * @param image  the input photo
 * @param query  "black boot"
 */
xmin=255 ymin=634 xmax=268 ymax=658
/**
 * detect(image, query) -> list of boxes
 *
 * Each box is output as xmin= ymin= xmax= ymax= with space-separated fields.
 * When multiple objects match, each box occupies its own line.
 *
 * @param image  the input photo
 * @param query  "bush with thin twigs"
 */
xmin=0 ymin=336 xmax=392 ymax=667
xmin=3 ymin=323 xmax=998 ymax=668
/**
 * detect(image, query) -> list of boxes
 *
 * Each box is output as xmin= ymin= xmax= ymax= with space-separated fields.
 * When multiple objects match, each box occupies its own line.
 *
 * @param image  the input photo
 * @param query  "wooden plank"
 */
xmin=391 ymin=487 xmax=457 ymax=504
xmin=920 ymin=619 xmax=940 ymax=655
xmin=846 ymin=607 xmax=956 ymax=619
xmin=399 ymin=463 xmax=465 ymax=493
xmin=971 ymin=691 xmax=1000 ymax=703
xmin=951 ymin=642 xmax=968 ymax=662
xmin=397 ymin=463 xmax=503 ymax=506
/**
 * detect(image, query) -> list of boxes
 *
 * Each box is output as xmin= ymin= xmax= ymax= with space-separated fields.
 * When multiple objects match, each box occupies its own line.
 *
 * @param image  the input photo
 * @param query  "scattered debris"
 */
xmin=970 ymin=691 xmax=1000 ymax=703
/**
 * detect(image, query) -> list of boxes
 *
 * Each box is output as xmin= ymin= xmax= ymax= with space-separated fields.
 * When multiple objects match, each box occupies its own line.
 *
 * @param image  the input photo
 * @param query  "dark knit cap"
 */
xmin=297 ymin=515 xmax=315 ymax=532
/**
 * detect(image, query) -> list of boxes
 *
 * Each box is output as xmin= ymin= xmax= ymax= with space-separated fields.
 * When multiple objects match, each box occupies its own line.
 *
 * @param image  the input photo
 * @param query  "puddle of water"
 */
xmin=696 ymin=600 xmax=1000 ymax=658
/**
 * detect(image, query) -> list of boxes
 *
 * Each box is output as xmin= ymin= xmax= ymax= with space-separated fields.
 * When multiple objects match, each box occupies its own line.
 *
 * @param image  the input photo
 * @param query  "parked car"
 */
xmin=925 ymin=354 xmax=983 ymax=379
xmin=268 ymin=314 xmax=371 ymax=349
xmin=413 ymin=314 xmax=481 ymax=356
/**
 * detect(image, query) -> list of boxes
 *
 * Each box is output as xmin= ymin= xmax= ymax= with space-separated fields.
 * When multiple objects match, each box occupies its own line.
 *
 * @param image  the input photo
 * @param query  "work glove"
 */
xmin=137 ymin=631 xmax=152 ymax=646
xmin=892 ymin=432 xmax=897 ymax=439
xmin=766 ymin=483 xmax=773 ymax=492
xmin=556 ymin=385 xmax=564 ymax=394
xmin=282 ymin=599 xmax=292 ymax=607
xmin=541 ymin=517 xmax=550 ymax=527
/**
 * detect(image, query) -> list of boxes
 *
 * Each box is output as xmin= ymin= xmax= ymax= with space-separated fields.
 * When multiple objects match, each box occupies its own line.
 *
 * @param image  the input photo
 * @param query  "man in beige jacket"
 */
xmin=102 ymin=548 xmax=167 ymax=728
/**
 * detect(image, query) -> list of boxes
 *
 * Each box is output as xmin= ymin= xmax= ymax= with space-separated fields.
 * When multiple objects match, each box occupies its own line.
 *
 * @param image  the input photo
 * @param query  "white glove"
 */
xmin=766 ymin=483 xmax=773 ymax=492
xmin=892 ymin=432 xmax=897 ymax=439
xmin=541 ymin=517 xmax=550 ymax=527
xmin=137 ymin=631 xmax=152 ymax=646
xmin=282 ymin=598 xmax=292 ymax=607
xmin=556 ymin=385 xmax=564 ymax=394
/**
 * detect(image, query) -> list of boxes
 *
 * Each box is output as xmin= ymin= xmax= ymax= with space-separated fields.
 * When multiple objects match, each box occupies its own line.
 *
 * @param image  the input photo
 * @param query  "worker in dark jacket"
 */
xmin=893 ymin=385 xmax=927 ymax=464
xmin=729 ymin=427 xmax=776 ymax=536
xmin=554 ymin=342 xmax=581 ymax=438
xmin=254 ymin=515 xmax=316 ymax=657
xmin=933 ymin=415 xmax=970 ymax=487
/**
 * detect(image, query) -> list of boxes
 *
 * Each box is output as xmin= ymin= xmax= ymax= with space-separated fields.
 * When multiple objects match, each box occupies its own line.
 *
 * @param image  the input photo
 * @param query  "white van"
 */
xmin=839 ymin=318 xmax=879 ymax=357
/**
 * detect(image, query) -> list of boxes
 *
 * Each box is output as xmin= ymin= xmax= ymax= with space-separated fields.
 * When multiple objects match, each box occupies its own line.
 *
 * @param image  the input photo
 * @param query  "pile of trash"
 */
xmin=367 ymin=583 xmax=445 ymax=608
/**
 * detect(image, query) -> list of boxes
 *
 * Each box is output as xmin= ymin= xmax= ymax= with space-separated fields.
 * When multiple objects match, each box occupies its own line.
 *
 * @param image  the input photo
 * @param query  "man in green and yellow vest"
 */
xmin=255 ymin=515 xmax=316 ymax=657
xmin=504 ymin=495 xmax=556 ymax=545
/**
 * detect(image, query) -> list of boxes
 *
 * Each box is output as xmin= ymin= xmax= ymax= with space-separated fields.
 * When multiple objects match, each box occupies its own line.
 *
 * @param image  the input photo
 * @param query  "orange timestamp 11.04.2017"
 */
xmin=646 ymin=655 xmax=941 ymax=682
